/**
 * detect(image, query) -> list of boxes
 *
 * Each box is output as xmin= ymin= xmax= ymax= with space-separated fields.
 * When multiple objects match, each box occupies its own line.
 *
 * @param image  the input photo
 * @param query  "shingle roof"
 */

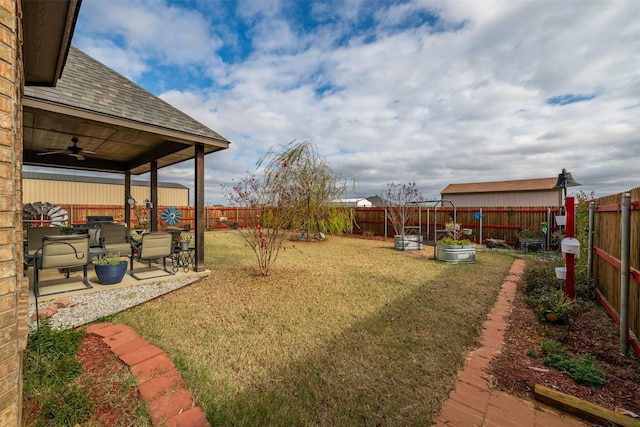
xmin=23 ymin=171 xmax=188 ymax=189
xmin=441 ymin=177 xmax=559 ymax=194
xmin=24 ymin=46 xmax=229 ymax=143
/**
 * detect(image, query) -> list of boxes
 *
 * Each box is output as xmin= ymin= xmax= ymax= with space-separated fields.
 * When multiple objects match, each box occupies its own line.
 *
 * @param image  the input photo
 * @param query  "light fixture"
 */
xmin=126 ymin=195 xmax=136 ymax=206
xmin=552 ymin=168 xmax=581 ymax=205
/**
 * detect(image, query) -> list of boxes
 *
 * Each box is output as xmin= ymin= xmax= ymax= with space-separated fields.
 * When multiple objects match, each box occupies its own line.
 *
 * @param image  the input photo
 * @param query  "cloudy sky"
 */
xmin=69 ymin=0 xmax=639 ymax=204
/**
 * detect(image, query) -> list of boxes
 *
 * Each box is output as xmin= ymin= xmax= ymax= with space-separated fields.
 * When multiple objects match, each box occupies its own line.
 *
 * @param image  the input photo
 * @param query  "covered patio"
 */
xmin=22 ymin=46 xmax=231 ymax=300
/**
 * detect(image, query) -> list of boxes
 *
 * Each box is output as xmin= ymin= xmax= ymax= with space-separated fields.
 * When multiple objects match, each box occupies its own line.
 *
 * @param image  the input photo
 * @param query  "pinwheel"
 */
xmin=160 ymin=206 xmax=182 ymax=225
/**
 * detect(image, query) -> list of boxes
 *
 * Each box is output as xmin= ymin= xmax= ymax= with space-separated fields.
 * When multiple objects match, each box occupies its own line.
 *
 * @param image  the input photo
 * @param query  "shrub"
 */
xmin=540 ymin=340 xmax=605 ymax=386
xmin=92 ymin=252 xmax=125 ymax=266
xmin=521 ymin=259 xmax=590 ymax=323
xmin=437 ymin=237 xmax=472 ymax=246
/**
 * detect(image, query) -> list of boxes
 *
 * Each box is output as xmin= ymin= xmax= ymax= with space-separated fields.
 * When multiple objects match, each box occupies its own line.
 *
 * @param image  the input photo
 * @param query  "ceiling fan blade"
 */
xmin=37 ymin=151 xmax=68 ymax=156
xmin=70 ymin=153 xmax=86 ymax=160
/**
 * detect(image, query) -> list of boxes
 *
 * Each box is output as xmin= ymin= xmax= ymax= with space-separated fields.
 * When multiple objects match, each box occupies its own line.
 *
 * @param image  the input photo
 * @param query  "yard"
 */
xmin=109 ymin=230 xmax=514 ymax=425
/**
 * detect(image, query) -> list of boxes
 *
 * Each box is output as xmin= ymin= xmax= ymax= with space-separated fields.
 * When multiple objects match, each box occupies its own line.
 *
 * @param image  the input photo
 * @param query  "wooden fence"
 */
xmin=591 ymin=186 xmax=640 ymax=355
xmin=355 ymin=205 xmax=562 ymax=246
xmin=25 ymin=203 xmax=564 ymax=247
xmin=24 ymin=197 xmax=638 ymax=354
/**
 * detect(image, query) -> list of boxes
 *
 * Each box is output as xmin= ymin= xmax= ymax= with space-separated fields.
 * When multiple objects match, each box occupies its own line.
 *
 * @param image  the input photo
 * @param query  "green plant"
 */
xmin=526 ymin=348 xmax=537 ymax=358
xmin=540 ymin=340 xmax=605 ymax=386
xmin=92 ymin=252 xmax=125 ymax=266
xmin=517 ymin=229 xmax=544 ymax=239
xmin=23 ymin=321 xmax=92 ymax=425
xmin=521 ymin=259 xmax=591 ymax=323
xmin=438 ymin=237 xmax=472 ymax=246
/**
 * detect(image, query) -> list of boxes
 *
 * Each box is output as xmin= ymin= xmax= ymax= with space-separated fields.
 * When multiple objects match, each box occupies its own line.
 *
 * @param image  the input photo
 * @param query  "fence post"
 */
xmin=620 ymin=193 xmax=631 ymax=355
xmin=587 ymin=202 xmax=595 ymax=283
xmin=565 ymin=197 xmax=575 ymax=300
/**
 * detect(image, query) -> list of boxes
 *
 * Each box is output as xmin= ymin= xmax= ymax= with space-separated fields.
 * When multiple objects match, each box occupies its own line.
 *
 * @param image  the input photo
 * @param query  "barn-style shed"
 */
xmin=441 ymin=177 xmax=562 ymax=207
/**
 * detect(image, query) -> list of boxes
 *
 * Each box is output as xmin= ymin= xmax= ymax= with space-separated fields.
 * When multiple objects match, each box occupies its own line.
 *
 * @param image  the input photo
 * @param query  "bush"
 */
xmin=521 ymin=259 xmax=590 ymax=323
xmin=540 ymin=340 xmax=605 ymax=386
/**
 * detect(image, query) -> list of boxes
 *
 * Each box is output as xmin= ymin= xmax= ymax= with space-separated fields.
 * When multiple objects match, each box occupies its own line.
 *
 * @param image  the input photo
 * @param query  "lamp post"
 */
xmin=552 ymin=168 xmax=581 ymax=300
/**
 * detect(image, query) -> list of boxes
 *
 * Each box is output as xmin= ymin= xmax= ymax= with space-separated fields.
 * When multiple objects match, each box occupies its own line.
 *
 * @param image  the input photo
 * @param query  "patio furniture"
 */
xmin=25 ymin=227 xmax=60 ymax=267
xmin=165 ymin=226 xmax=184 ymax=252
xmin=99 ymin=223 xmax=131 ymax=257
xmin=33 ymin=234 xmax=92 ymax=297
xmin=128 ymin=232 xmax=175 ymax=280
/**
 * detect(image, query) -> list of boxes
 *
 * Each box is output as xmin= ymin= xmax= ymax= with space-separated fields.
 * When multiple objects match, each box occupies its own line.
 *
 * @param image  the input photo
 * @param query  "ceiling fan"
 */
xmin=37 ymin=137 xmax=96 ymax=160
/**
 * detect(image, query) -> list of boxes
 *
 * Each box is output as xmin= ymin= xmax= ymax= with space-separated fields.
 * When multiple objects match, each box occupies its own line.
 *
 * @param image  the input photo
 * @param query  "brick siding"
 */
xmin=0 ymin=0 xmax=23 ymax=425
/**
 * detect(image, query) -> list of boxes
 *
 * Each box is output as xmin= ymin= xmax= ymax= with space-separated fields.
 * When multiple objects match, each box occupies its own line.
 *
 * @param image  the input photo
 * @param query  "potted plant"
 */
xmin=436 ymin=227 xmax=476 ymax=263
xmin=538 ymin=289 xmax=575 ymax=324
xmin=517 ymin=228 xmax=546 ymax=251
xmin=93 ymin=252 xmax=127 ymax=285
xmin=179 ymin=232 xmax=192 ymax=251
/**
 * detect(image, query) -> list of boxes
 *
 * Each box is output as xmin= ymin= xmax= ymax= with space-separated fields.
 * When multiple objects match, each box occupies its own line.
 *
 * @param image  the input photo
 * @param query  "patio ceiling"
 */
xmin=22 ymin=105 xmax=228 ymax=175
xmin=23 ymin=47 xmax=230 ymax=175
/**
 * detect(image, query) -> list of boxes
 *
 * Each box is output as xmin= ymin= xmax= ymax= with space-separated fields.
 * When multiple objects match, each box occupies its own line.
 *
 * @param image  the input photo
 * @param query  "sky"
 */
xmin=64 ymin=0 xmax=639 ymax=205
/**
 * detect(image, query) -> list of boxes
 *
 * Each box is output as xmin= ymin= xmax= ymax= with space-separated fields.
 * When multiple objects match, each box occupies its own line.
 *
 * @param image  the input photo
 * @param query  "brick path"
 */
xmin=433 ymin=258 xmax=588 ymax=427
xmin=86 ymin=322 xmax=210 ymax=427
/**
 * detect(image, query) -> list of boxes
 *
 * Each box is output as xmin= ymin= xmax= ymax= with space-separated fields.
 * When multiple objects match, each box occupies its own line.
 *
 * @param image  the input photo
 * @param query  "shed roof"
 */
xmin=441 ymin=177 xmax=559 ymax=195
xmin=23 ymin=171 xmax=188 ymax=189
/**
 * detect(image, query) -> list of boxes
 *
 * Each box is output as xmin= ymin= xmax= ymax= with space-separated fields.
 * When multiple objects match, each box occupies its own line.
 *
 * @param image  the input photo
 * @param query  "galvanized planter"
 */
xmin=394 ymin=235 xmax=423 ymax=251
xmin=436 ymin=244 xmax=476 ymax=263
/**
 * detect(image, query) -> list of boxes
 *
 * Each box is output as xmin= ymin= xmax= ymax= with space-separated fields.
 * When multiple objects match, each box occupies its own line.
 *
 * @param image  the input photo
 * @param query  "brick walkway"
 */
xmin=86 ymin=322 xmax=210 ymax=427
xmin=433 ymin=259 xmax=588 ymax=427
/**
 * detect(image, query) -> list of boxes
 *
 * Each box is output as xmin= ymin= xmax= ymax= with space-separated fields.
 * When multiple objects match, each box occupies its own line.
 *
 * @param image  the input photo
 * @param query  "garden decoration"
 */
xmin=23 ymin=201 xmax=69 ymax=227
xmin=161 ymin=206 xmax=183 ymax=225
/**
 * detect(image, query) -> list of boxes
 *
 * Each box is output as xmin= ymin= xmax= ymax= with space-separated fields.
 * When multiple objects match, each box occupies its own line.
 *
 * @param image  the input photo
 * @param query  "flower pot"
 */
xmin=436 ymin=244 xmax=476 ymax=263
xmin=180 ymin=240 xmax=190 ymax=251
xmin=394 ymin=235 xmax=422 ymax=251
xmin=94 ymin=261 xmax=127 ymax=285
xmin=544 ymin=310 xmax=563 ymax=323
xmin=561 ymin=237 xmax=580 ymax=256
xmin=555 ymin=215 xmax=566 ymax=226
xmin=555 ymin=267 xmax=567 ymax=280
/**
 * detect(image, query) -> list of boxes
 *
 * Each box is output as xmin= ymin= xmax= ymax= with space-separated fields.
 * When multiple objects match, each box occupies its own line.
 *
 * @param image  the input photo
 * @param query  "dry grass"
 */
xmin=112 ymin=231 xmax=514 ymax=426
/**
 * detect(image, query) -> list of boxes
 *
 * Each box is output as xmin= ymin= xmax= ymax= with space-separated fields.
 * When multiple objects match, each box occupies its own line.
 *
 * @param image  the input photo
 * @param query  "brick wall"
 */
xmin=0 ymin=0 xmax=23 ymax=425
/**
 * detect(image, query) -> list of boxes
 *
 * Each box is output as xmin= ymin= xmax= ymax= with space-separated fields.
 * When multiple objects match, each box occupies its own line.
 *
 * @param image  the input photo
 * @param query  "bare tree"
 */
xmin=224 ymin=140 xmax=353 ymax=275
xmin=224 ymin=173 xmax=296 ymax=276
xmin=383 ymin=182 xmax=423 ymax=235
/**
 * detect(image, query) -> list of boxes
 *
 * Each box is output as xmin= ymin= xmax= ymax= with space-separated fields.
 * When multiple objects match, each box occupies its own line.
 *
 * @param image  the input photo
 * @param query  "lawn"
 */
xmin=112 ymin=231 xmax=514 ymax=426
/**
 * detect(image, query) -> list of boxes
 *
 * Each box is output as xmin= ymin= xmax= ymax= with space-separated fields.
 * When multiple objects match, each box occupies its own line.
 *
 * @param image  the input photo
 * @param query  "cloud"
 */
xmin=74 ymin=0 xmax=640 ymax=204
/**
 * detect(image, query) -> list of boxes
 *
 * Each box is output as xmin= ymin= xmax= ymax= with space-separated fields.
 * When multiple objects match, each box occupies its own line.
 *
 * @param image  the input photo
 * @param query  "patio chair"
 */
xmin=25 ymin=227 xmax=60 ymax=267
xmin=33 ymin=234 xmax=92 ymax=297
xmin=99 ymin=223 xmax=131 ymax=257
xmin=128 ymin=231 xmax=175 ymax=280
xmin=165 ymin=226 xmax=183 ymax=252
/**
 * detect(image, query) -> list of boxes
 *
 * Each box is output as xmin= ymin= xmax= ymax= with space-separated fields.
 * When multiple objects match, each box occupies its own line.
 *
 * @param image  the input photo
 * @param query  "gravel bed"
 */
xmin=28 ymin=277 xmax=200 ymax=332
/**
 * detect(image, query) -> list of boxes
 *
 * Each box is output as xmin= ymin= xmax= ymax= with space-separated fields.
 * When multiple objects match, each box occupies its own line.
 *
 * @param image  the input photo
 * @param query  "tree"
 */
xmin=382 ymin=182 xmax=423 ymax=236
xmin=259 ymin=140 xmax=354 ymax=239
xmin=224 ymin=140 xmax=353 ymax=275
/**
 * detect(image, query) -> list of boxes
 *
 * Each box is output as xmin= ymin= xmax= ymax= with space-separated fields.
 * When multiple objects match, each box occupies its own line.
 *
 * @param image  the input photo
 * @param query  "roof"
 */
xmin=23 ymin=0 xmax=80 ymax=86
xmin=25 ymin=47 xmax=227 ymax=141
xmin=23 ymin=47 xmax=230 ymax=175
xmin=365 ymin=195 xmax=391 ymax=207
xmin=23 ymin=171 xmax=188 ymax=190
xmin=441 ymin=177 xmax=560 ymax=195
